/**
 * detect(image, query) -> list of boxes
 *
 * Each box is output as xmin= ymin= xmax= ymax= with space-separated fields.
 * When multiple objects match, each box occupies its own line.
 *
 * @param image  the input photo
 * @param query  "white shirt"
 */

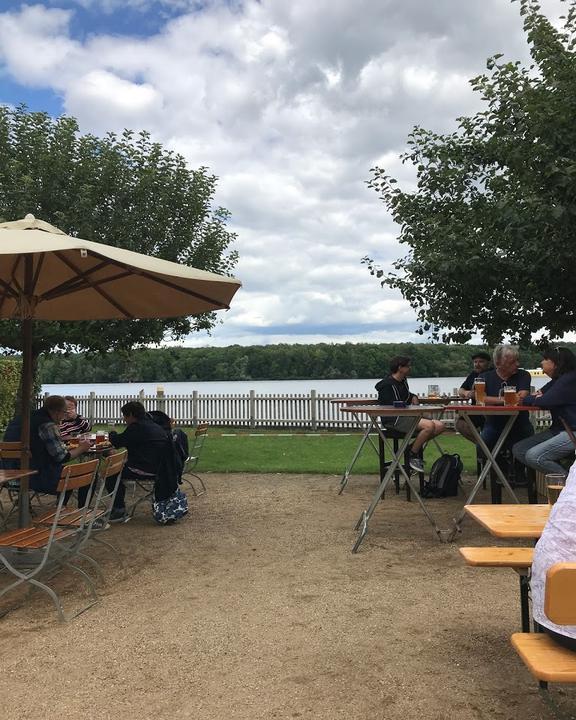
xmin=531 ymin=460 xmax=576 ymax=637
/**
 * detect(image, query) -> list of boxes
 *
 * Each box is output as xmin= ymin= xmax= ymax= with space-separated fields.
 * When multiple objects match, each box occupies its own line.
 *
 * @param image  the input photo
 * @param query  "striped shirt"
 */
xmin=60 ymin=414 xmax=91 ymax=440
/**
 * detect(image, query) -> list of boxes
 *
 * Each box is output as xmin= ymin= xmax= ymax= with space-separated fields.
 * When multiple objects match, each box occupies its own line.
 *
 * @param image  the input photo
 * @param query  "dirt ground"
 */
xmin=0 ymin=473 xmax=575 ymax=720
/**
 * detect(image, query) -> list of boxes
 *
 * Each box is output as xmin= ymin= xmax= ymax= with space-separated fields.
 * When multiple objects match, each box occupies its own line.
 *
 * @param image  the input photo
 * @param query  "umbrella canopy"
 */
xmin=0 ymin=215 xmax=241 ymax=320
xmin=0 ymin=214 xmax=241 ymax=526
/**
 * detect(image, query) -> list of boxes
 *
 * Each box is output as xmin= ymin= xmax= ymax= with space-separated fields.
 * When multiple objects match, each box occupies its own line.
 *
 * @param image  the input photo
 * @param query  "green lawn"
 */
xmin=195 ymin=430 xmax=477 ymax=475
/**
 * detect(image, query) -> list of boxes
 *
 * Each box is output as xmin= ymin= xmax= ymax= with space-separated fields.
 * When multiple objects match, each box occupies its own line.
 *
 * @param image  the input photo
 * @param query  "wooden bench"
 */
xmin=512 ymin=562 xmax=576 ymax=690
xmin=460 ymin=547 xmax=534 ymax=631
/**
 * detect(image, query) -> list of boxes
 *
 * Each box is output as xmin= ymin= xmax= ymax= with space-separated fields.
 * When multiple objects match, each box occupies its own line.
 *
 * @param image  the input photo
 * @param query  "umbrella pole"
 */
xmin=18 ymin=315 xmax=33 ymax=528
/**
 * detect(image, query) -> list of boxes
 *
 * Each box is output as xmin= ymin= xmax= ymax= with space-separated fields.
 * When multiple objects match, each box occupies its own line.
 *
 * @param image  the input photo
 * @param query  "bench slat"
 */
xmin=512 ymin=633 xmax=576 ymax=683
xmin=460 ymin=547 xmax=534 ymax=568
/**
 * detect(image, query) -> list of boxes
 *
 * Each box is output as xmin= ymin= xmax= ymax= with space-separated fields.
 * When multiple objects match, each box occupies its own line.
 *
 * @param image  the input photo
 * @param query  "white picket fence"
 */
xmin=42 ymin=389 xmax=552 ymax=431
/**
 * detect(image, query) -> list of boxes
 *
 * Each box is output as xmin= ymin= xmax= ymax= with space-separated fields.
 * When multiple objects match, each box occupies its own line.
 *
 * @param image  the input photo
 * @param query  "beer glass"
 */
xmin=96 ymin=430 xmax=107 ymax=445
xmin=428 ymin=384 xmax=440 ymax=398
xmin=545 ymin=473 xmax=566 ymax=505
xmin=473 ymin=378 xmax=486 ymax=406
xmin=503 ymin=385 xmax=518 ymax=406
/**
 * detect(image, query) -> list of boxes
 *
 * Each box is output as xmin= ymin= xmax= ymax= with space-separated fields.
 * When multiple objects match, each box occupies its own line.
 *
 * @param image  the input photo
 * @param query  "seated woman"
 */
xmin=531 ymin=460 xmax=576 ymax=650
xmin=513 ymin=348 xmax=576 ymax=479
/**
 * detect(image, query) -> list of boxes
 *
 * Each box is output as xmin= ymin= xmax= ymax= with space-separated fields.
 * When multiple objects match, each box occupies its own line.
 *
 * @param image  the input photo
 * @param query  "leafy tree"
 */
xmin=0 ymin=105 xmax=238 ymax=387
xmin=365 ymin=0 xmax=576 ymax=345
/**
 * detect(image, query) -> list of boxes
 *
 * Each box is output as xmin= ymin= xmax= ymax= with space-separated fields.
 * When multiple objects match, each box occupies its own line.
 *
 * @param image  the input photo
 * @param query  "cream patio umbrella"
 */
xmin=0 ymin=214 xmax=241 ymax=525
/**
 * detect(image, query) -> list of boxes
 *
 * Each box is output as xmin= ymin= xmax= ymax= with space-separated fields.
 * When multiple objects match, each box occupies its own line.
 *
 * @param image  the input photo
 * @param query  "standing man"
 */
xmin=375 ymin=355 xmax=445 ymax=473
xmin=60 ymin=396 xmax=92 ymax=440
xmin=456 ymin=351 xmax=491 ymax=442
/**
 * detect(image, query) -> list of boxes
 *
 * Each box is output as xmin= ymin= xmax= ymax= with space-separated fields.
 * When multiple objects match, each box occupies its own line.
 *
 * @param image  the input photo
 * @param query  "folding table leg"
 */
xmin=338 ymin=415 xmax=379 ymax=494
xmin=450 ymin=412 xmax=519 ymax=540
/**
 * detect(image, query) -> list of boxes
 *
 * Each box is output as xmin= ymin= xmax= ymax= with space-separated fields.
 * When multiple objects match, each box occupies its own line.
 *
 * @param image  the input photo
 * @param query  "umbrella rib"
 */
xmin=39 ymin=259 xmax=114 ymax=300
xmin=30 ymin=254 xmax=46 ymax=297
xmin=0 ymin=257 xmax=23 ymax=314
xmin=51 ymin=251 xmax=135 ymax=318
xmin=41 ymin=251 xmax=232 ymax=310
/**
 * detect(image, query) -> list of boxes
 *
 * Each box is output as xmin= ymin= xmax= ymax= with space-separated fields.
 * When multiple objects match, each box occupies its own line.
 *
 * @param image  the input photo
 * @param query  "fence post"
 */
xmin=88 ymin=391 xmax=95 ymax=425
xmin=310 ymin=389 xmax=317 ymax=431
xmin=156 ymin=386 xmax=165 ymax=413
xmin=249 ymin=390 xmax=256 ymax=429
xmin=192 ymin=390 xmax=198 ymax=427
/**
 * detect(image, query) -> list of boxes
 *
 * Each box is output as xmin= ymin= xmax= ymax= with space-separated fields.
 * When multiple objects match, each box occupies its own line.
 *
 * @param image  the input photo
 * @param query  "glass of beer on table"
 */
xmin=473 ymin=377 xmax=486 ymax=406
xmin=546 ymin=473 xmax=566 ymax=505
xmin=503 ymin=385 xmax=518 ymax=406
xmin=96 ymin=430 xmax=107 ymax=445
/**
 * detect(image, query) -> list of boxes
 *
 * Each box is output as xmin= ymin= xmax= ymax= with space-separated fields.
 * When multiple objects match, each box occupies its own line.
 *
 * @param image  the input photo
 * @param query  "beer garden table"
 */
xmin=341 ymin=404 xmax=446 ymax=551
xmin=464 ymin=503 xmax=550 ymax=631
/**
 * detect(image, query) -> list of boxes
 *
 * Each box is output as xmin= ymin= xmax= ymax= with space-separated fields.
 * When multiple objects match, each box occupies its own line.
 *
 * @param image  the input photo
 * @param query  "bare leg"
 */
xmin=411 ymin=419 xmax=445 ymax=454
xmin=455 ymin=416 xmax=477 ymax=442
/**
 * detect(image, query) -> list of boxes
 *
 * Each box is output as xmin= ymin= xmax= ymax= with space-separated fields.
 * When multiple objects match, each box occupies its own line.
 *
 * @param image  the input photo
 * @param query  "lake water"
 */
xmin=42 ymin=375 xmax=549 ymax=397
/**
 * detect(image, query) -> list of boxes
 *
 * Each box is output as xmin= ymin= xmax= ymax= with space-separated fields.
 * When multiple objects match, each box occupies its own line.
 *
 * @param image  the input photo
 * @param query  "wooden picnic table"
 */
xmin=464 ymin=503 xmax=550 ymax=539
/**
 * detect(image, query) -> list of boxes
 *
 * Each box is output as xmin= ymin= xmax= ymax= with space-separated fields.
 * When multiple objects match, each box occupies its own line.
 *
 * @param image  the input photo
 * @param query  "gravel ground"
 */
xmin=0 ymin=473 xmax=574 ymax=720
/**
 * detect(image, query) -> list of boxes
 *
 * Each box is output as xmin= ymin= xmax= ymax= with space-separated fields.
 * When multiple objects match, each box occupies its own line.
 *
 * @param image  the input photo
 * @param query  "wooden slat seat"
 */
xmin=511 ymin=633 xmax=576 ymax=683
xmin=34 ymin=506 xmax=105 ymax=528
xmin=459 ymin=547 xmax=534 ymax=568
xmin=0 ymin=525 xmax=77 ymax=549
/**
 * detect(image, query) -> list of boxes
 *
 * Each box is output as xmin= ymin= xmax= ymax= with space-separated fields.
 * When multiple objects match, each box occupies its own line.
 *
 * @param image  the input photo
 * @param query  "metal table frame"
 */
xmin=330 ymin=399 xmax=380 ymax=494
xmin=449 ymin=405 xmax=541 ymax=540
xmin=342 ymin=405 xmax=446 ymax=552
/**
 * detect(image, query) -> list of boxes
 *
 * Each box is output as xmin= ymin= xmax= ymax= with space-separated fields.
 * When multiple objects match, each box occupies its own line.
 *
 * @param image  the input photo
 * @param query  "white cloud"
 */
xmin=0 ymin=0 xmax=564 ymax=348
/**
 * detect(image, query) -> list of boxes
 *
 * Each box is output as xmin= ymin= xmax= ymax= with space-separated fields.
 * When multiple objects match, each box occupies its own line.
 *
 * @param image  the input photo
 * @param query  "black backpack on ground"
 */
xmin=421 ymin=453 xmax=463 ymax=498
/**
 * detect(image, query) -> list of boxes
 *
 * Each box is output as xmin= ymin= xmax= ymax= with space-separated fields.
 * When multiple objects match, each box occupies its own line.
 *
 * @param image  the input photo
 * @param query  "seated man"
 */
xmin=531 ymin=460 xmax=576 ymax=650
xmin=475 ymin=344 xmax=534 ymax=487
xmin=107 ymin=401 xmax=174 ymax=522
xmin=375 ymin=355 xmax=445 ymax=473
xmin=456 ymin=351 xmax=491 ymax=442
xmin=3 ymin=395 xmax=91 ymax=501
xmin=148 ymin=410 xmax=189 ymax=483
xmin=59 ymin=395 xmax=91 ymax=440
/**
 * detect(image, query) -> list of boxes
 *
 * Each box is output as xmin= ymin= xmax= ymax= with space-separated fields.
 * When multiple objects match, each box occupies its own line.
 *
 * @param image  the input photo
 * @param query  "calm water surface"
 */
xmin=42 ymin=375 xmax=548 ymax=397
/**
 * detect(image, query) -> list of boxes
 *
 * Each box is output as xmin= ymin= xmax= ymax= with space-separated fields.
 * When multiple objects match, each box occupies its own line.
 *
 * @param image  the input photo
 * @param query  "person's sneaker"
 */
xmin=109 ymin=508 xmax=130 ymax=523
xmin=408 ymin=455 xmax=424 ymax=474
xmin=92 ymin=517 xmax=111 ymax=531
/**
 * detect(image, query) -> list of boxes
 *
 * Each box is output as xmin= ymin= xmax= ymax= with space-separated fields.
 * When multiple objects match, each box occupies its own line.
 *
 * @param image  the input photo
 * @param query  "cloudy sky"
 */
xmin=0 ymin=0 xmax=563 ymax=347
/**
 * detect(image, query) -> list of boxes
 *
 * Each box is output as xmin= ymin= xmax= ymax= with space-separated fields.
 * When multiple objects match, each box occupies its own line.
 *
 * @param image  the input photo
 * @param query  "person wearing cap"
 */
xmin=456 ymin=351 xmax=492 ymax=442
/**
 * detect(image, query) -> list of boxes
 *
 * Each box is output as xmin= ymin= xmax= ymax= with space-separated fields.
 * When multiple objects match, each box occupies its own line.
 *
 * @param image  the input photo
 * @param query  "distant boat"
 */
xmin=528 ymin=368 xmax=545 ymax=378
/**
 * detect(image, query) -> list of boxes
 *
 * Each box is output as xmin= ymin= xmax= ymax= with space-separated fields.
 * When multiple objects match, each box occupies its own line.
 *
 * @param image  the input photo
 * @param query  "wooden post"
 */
xmin=88 ymin=391 xmax=95 ymax=425
xmin=249 ymin=390 xmax=256 ymax=429
xmin=156 ymin=386 xmax=165 ymax=413
xmin=192 ymin=390 xmax=198 ymax=427
xmin=310 ymin=389 xmax=317 ymax=431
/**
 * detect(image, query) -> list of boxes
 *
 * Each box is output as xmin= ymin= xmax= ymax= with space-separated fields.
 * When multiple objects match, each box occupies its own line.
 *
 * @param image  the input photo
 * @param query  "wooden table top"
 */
xmin=449 ymin=404 xmax=542 ymax=414
xmin=464 ymin=504 xmax=550 ymax=538
xmin=0 ymin=469 xmax=38 ymax=485
xmin=341 ymin=404 xmax=446 ymax=416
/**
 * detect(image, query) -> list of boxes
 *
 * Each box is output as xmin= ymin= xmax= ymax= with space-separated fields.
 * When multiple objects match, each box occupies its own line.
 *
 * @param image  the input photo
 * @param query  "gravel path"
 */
xmin=0 ymin=473 xmax=574 ymax=720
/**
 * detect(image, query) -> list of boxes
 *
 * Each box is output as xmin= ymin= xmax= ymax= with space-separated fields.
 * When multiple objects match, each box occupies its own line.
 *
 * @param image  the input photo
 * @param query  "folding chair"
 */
xmin=181 ymin=423 xmax=208 ymax=496
xmin=34 ymin=450 xmax=128 ymax=579
xmin=0 ymin=441 xmax=26 ymax=523
xmin=0 ymin=458 xmax=100 ymax=622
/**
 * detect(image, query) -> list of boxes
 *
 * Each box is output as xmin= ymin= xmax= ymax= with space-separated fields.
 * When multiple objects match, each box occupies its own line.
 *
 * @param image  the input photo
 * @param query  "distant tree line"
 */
xmin=37 ymin=343 xmax=562 ymax=384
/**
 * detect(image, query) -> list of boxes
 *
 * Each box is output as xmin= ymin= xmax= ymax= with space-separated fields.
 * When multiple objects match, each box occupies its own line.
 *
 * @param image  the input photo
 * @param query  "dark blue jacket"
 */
xmin=522 ymin=370 xmax=576 ymax=431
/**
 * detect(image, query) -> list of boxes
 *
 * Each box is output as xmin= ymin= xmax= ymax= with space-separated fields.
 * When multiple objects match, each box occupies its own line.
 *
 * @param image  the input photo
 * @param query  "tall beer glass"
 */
xmin=473 ymin=378 xmax=486 ymax=406
xmin=503 ymin=385 xmax=518 ymax=406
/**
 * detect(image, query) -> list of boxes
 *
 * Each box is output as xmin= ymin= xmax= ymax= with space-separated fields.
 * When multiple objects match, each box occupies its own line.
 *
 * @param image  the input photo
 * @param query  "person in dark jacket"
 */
xmin=3 ymin=395 xmax=91 ymax=499
xmin=107 ymin=401 xmax=175 ymax=522
xmin=513 ymin=348 xmax=576 ymax=478
xmin=375 ymin=355 xmax=445 ymax=473
xmin=455 ymin=351 xmax=492 ymax=441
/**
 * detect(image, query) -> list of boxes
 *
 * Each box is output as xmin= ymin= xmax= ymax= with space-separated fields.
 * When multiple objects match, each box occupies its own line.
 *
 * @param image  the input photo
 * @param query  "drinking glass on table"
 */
xmin=473 ymin=378 xmax=486 ymax=406
xmin=546 ymin=473 xmax=566 ymax=505
xmin=502 ymin=385 xmax=518 ymax=406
